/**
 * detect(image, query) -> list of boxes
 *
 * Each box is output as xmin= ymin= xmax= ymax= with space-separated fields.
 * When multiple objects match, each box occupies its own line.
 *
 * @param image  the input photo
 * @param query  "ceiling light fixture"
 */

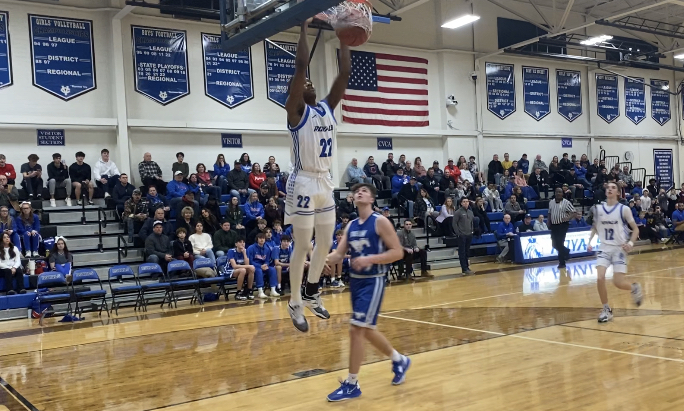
xmin=674 ymin=53 xmax=684 ymax=60
xmin=580 ymin=35 xmax=613 ymax=46
xmin=442 ymin=15 xmax=480 ymax=29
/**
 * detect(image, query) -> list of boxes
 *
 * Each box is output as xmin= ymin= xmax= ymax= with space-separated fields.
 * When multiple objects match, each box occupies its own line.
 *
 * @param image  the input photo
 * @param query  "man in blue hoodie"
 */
xmin=573 ymin=161 xmax=591 ymax=189
xmin=166 ymin=171 xmax=198 ymax=217
xmin=495 ymin=213 xmax=516 ymax=263
xmin=518 ymin=154 xmax=530 ymax=175
xmin=247 ymin=233 xmax=278 ymax=299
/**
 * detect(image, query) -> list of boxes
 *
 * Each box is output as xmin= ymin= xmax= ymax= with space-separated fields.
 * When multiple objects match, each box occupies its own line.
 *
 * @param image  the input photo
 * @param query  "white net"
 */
xmin=316 ymin=0 xmax=373 ymax=34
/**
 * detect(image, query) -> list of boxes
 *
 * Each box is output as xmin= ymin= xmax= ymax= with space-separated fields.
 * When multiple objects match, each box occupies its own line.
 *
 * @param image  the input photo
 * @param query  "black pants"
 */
xmin=440 ymin=217 xmax=454 ymax=236
xmin=550 ymin=222 xmax=570 ymax=265
xmin=21 ymin=177 xmax=43 ymax=197
xmin=1 ymin=266 xmax=23 ymax=293
xmin=456 ymin=235 xmax=472 ymax=271
xmin=402 ymin=249 xmax=427 ymax=274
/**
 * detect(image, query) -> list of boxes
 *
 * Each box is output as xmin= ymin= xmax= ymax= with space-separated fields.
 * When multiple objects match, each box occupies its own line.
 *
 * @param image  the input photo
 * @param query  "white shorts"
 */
xmin=285 ymin=170 xmax=336 ymax=229
xmin=596 ymin=244 xmax=628 ymax=273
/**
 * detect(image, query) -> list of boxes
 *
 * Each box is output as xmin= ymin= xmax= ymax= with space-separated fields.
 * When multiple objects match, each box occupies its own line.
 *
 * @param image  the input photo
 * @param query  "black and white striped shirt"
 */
xmin=548 ymin=198 xmax=575 ymax=225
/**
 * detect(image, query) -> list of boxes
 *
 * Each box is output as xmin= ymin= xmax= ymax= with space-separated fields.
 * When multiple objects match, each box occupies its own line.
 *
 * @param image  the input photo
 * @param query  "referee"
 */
xmin=548 ymin=187 xmax=576 ymax=269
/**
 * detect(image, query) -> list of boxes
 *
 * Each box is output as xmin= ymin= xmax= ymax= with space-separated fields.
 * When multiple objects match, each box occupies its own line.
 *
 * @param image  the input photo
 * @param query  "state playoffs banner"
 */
xmin=556 ymin=70 xmax=581 ymax=122
xmin=265 ymin=41 xmax=298 ymax=108
xmin=650 ymin=79 xmax=670 ymax=126
xmin=522 ymin=66 xmax=549 ymax=121
xmin=202 ymin=33 xmax=253 ymax=109
xmin=485 ymin=62 xmax=515 ymax=120
xmin=0 ymin=11 xmax=12 ymax=90
xmin=596 ymin=74 xmax=619 ymax=123
xmin=29 ymin=15 xmax=96 ymax=100
xmin=653 ymin=149 xmax=673 ymax=189
xmin=132 ymin=26 xmax=189 ymax=105
xmin=624 ymin=77 xmax=645 ymax=125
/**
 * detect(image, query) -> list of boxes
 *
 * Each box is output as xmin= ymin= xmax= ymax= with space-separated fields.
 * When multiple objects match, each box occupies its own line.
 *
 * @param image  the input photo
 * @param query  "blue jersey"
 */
xmin=272 ymin=245 xmax=293 ymax=264
xmin=228 ymin=248 xmax=246 ymax=266
xmin=346 ymin=213 xmax=388 ymax=278
xmin=247 ymin=243 xmax=272 ymax=266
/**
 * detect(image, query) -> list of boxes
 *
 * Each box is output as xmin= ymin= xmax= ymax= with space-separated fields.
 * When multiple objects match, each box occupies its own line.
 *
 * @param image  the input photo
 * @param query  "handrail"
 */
xmin=97 ymin=207 xmax=107 ymax=253
xmin=117 ymin=234 xmax=129 ymax=264
xmin=80 ymin=191 xmax=87 ymax=225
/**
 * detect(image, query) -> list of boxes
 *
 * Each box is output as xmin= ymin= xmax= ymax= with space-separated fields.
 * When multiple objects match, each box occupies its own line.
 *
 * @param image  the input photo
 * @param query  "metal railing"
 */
xmin=604 ymin=156 xmax=620 ymax=172
xmin=117 ymin=234 xmax=129 ymax=264
xmin=80 ymin=192 xmax=87 ymax=225
xmin=96 ymin=207 xmax=107 ymax=253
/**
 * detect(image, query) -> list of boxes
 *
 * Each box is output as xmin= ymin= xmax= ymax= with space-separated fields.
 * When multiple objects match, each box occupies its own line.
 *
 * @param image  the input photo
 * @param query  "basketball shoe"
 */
xmin=327 ymin=380 xmax=361 ymax=402
xmin=392 ymin=356 xmax=411 ymax=385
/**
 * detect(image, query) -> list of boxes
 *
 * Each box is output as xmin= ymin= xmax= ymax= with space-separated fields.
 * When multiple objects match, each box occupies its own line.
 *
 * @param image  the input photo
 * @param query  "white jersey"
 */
xmin=288 ymin=100 xmax=336 ymax=174
xmin=595 ymin=202 xmax=633 ymax=246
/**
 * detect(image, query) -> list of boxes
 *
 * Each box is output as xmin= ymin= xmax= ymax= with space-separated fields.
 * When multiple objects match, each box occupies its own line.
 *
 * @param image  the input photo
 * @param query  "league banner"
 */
xmin=486 ymin=62 xmax=515 ymax=120
xmin=0 ymin=11 xmax=11 ymax=90
xmin=653 ymin=149 xmax=673 ymax=189
xmin=265 ymin=41 xmax=298 ymax=108
xmin=596 ymin=74 xmax=619 ymax=123
xmin=522 ymin=66 xmax=549 ymax=121
xmin=556 ymin=70 xmax=581 ymax=122
xmin=624 ymin=77 xmax=645 ymax=125
xmin=202 ymin=33 xmax=253 ymax=109
xmin=650 ymin=79 xmax=670 ymax=126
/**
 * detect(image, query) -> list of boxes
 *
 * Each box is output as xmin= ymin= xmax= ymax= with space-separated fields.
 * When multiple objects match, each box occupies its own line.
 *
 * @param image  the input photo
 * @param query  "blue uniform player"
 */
xmin=325 ymin=183 xmax=410 ymax=402
xmin=247 ymin=233 xmax=279 ymax=298
xmin=273 ymin=234 xmax=293 ymax=291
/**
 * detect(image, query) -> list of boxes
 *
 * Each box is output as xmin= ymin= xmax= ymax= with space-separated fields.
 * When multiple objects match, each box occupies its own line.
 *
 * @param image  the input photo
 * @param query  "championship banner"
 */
xmin=522 ymin=66 xmax=549 ymax=121
xmin=265 ymin=41 xmax=298 ymax=108
xmin=486 ymin=62 xmax=515 ymax=120
xmin=556 ymin=70 xmax=581 ymax=122
xmin=202 ymin=33 xmax=253 ymax=109
xmin=653 ymin=149 xmax=673 ymax=189
xmin=624 ymin=77 xmax=645 ymax=125
xmin=0 ymin=11 xmax=12 ymax=90
xmin=596 ymin=74 xmax=619 ymax=123
xmin=650 ymin=79 xmax=671 ymax=126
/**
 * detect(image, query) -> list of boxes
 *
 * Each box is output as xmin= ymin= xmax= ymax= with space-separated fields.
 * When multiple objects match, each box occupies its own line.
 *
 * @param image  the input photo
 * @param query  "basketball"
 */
xmin=336 ymin=25 xmax=370 ymax=47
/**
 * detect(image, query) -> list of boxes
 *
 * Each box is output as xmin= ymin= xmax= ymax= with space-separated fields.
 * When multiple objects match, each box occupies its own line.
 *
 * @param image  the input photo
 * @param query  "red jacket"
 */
xmin=249 ymin=172 xmax=266 ymax=190
xmin=0 ymin=164 xmax=16 ymax=180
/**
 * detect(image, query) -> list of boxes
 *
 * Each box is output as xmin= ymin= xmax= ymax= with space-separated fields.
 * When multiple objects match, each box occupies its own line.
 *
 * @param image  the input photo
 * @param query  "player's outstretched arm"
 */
xmin=285 ymin=20 xmax=311 ymax=127
xmin=325 ymin=43 xmax=351 ymax=110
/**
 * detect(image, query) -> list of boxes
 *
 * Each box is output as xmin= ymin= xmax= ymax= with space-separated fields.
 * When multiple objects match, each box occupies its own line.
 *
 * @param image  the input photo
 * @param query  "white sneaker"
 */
xmin=337 ymin=280 xmax=345 ymax=288
xmin=49 ymin=199 xmax=56 ymax=207
xmin=77 ymin=199 xmax=83 ymax=206
xmin=288 ymin=302 xmax=309 ymax=332
xmin=104 ymin=192 xmax=111 ymax=198
xmin=65 ymin=198 xmax=72 ymax=207
xmin=598 ymin=307 xmax=613 ymax=323
xmin=631 ymin=283 xmax=643 ymax=307
xmin=24 ymin=251 xmax=30 ymax=258
xmin=257 ymin=290 xmax=268 ymax=299
xmin=32 ymin=251 xmax=40 ymax=258
xmin=270 ymin=288 xmax=280 ymax=297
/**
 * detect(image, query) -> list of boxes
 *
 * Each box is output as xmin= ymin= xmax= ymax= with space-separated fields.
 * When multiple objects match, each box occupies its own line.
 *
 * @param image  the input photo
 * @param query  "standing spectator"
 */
xmin=172 ymin=152 xmax=189 ymax=181
xmin=225 ymin=197 xmax=246 ymax=237
xmin=263 ymin=156 xmax=281 ymax=176
xmin=172 ymin=227 xmax=194 ymax=266
xmin=139 ymin=208 xmax=174 ymax=242
xmin=138 ymin=153 xmax=166 ymax=195
xmin=504 ymin=194 xmax=526 ymax=222
xmin=247 ymin=232 xmax=278 ymax=298
xmin=244 ymin=191 xmax=265 ymax=232
xmin=421 ymin=168 xmax=440 ymax=204
xmin=436 ymin=197 xmax=456 ymax=236
xmin=495 ymin=214 xmax=516 ymax=263
xmin=364 ymin=156 xmax=390 ymax=190
xmin=533 ymin=155 xmax=549 ymax=178
xmin=227 ymin=160 xmax=253 ymax=202
xmin=487 ymin=154 xmax=504 ymax=185
xmin=195 ymin=163 xmax=221 ymax=200
xmin=189 ymin=221 xmax=216 ymax=267
xmin=548 ymin=188 xmax=576 ymax=269
xmin=346 ymin=158 xmax=371 ymax=185
xmin=397 ymin=220 xmax=430 ymax=278
xmin=239 ymin=153 xmax=252 ymax=173
xmin=382 ymin=153 xmax=399 ymax=178
xmin=0 ymin=231 xmax=24 ymax=295
xmin=123 ymin=189 xmax=149 ymax=242
xmin=518 ymin=154 xmax=530 ymax=175
xmin=145 ymin=221 xmax=173 ymax=272
xmin=473 ymin=197 xmax=490 ymax=234
xmin=213 ymin=220 xmax=238 ymax=257
xmin=69 ymin=151 xmax=94 ymax=206
xmin=398 ymin=176 xmax=418 ymax=221
xmin=113 ymin=174 xmax=135 ymax=216
xmin=501 ymin=153 xmax=513 ymax=171
xmin=20 ymin=154 xmax=43 ymax=200
xmin=47 ymin=153 xmax=71 ymax=207
xmin=453 ymin=197 xmax=475 ymax=275
xmin=93 ymin=149 xmax=121 ymax=198
xmin=0 ymin=155 xmax=16 ymax=185
xmin=517 ymin=214 xmax=535 ymax=233
xmin=145 ymin=186 xmax=170 ymax=214
xmin=528 ymin=168 xmax=550 ymax=199
xmin=391 ymin=168 xmax=408 ymax=198
xmin=533 ymin=215 xmax=548 ymax=231
xmin=16 ymin=202 xmax=40 ymax=258
xmin=641 ymin=189 xmax=653 ymax=211
xmin=0 ymin=176 xmax=18 ymax=216
xmin=483 ymin=183 xmax=503 ymax=212
xmin=213 ymin=154 xmax=231 ymax=194
xmin=249 ymin=163 xmax=266 ymax=191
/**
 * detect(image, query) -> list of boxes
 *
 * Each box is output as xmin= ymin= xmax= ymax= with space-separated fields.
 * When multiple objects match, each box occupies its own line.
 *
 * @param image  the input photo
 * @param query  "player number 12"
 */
xmin=604 ymin=228 xmax=614 ymax=241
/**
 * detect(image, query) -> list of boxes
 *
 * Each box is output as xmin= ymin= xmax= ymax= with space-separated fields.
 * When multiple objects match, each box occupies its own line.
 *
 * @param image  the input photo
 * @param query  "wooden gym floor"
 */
xmin=2 ymin=246 xmax=684 ymax=410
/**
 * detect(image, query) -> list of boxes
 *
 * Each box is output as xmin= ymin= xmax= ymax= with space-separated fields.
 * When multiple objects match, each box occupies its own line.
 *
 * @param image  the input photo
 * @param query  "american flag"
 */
xmin=342 ymin=50 xmax=429 ymax=127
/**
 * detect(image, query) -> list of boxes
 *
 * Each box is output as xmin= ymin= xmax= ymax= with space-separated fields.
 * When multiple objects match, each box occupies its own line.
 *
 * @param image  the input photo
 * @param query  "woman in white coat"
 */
xmin=0 ymin=231 xmax=24 ymax=295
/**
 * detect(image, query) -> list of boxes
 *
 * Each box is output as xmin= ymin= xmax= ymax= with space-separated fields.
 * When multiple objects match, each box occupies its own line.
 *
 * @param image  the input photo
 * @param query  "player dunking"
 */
xmin=325 ymin=183 xmax=410 ymax=401
xmin=587 ymin=182 xmax=643 ymax=323
xmin=285 ymin=19 xmax=351 ymax=332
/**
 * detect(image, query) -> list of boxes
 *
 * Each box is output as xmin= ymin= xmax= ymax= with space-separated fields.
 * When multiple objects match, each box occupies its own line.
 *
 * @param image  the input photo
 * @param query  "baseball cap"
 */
xmin=448 ymin=158 xmax=454 ymax=162
xmin=132 ymin=188 xmax=142 ymax=195
xmin=433 ymin=160 xmax=439 ymax=164
xmin=525 ymin=214 xmax=531 ymax=218
xmin=382 ymin=206 xmax=389 ymax=211
xmin=410 ymin=176 xmax=416 ymax=180
xmin=174 ymin=170 xmax=183 ymax=176
xmin=153 ymin=220 xmax=163 ymax=227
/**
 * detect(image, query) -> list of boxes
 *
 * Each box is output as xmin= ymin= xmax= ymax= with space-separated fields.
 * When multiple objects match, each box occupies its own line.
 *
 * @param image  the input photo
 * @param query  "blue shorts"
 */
xmin=350 ymin=276 xmax=386 ymax=329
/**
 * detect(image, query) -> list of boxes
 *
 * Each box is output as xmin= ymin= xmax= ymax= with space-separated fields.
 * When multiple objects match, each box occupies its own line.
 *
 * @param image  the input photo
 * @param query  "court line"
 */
xmin=559 ymin=324 xmax=684 ymax=342
xmin=380 ymin=314 xmax=684 ymax=364
xmin=0 ymin=377 xmax=36 ymax=411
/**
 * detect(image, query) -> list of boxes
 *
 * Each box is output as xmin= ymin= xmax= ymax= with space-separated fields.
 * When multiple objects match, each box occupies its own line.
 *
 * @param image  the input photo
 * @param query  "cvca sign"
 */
xmin=561 ymin=138 xmax=572 ymax=148
xmin=377 ymin=138 xmax=393 ymax=150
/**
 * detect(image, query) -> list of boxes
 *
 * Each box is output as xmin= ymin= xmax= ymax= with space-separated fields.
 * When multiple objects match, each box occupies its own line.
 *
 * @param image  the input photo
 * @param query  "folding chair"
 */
xmin=35 ymin=272 xmax=73 ymax=326
xmin=107 ymin=265 xmax=143 ymax=315
xmin=71 ymin=268 xmax=109 ymax=318
xmin=217 ymin=255 xmax=239 ymax=298
xmin=137 ymin=263 xmax=174 ymax=309
xmin=166 ymin=260 xmax=203 ymax=307
xmin=194 ymin=257 xmax=229 ymax=301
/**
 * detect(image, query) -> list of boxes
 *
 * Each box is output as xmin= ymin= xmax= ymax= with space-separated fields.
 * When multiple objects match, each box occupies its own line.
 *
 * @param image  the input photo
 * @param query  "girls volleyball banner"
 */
xmin=202 ymin=33 xmax=253 ymax=109
xmin=556 ymin=70 xmax=582 ymax=122
xmin=624 ymin=77 xmax=645 ymax=125
xmin=0 ymin=11 xmax=11 ymax=90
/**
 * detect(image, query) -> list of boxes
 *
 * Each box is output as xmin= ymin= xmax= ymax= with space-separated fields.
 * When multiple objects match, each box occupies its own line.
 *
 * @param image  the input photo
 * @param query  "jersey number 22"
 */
xmin=319 ymin=138 xmax=333 ymax=158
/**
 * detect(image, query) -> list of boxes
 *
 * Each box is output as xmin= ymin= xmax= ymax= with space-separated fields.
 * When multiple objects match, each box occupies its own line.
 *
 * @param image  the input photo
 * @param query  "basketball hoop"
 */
xmin=315 ymin=0 xmax=373 ymax=38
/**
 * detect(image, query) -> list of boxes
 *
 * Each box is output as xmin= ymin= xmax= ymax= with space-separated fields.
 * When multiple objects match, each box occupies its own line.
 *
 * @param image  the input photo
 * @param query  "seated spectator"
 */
xmin=172 ymin=152 xmax=189 ymax=181
xmin=501 ymin=153 xmax=513 ymax=171
xmin=138 ymin=153 xmax=166 ymax=196
xmin=398 ymin=220 xmax=430 ymax=278
xmin=443 ymin=179 xmax=459 ymax=200
xmin=564 ymin=169 xmax=584 ymax=199
xmin=16 ymin=202 xmax=41 ymax=258
xmin=249 ymin=163 xmax=266 ymax=192
xmin=272 ymin=234 xmax=293 ymax=291
xmin=175 ymin=206 xmax=196 ymax=233
xmin=586 ymin=158 xmax=600 ymax=182
xmin=487 ymin=154 xmax=504 ymax=185
xmin=398 ymin=176 xmax=419 ymax=221
xmin=482 ymin=183 xmax=503 ymax=212
xmin=69 ymin=151 xmax=94 ymax=206
xmin=196 ymin=163 xmax=222 ymax=200
xmin=247 ymin=233 xmax=278 ymax=298
xmin=338 ymin=193 xmax=357 ymax=220
xmin=265 ymin=175 xmax=278 ymax=199
xmin=457 ymin=156 xmax=467 ymax=168
xmin=498 ymin=170 xmax=511 ymax=193
xmin=421 ymin=168 xmax=441 ymax=204
xmin=533 ymin=215 xmax=548 ymax=231
xmin=519 ymin=154 xmax=530 ymax=175
xmin=0 ymin=231 xmax=24 ymax=295
xmin=213 ymin=154 xmax=231 ymax=194
xmin=495 ymin=214 xmax=516 ymax=263
xmin=404 ymin=160 xmax=414 ymax=178
xmin=347 ymin=158 xmax=371 ymax=185
xmin=144 ymin=220 xmax=173 ymax=272
xmin=276 ymin=172 xmax=288 ymax=198
xmin=239 ymin=153 xmax=252 ymax=173
xmin=263 ymin=155 xmax=281 ymax=176
xmin=214 ymin=220 xmax=238 ymax=257
xmin=579 ymin=154 xmax=590 ymax=168
xmin=364 ymin=156 xmax=390 ymax=190
xmin=172 ymin=227 xmax=194 ymax=266
xmin=225 ymin=196 xmax=246 ymax=237
xmin=631 ymin=181 xmax=644 ymax=197
xmin=472 ymin=197 xmax=491 ymax=234
xmin=467 ymin=156 xmax=484 ymax=184
xmin=517 ymin=214 xmax=534 ymax=233
xmin=227 ymin=160 xmax=253 ymax=202
xmin=93 ymin=149 xmax=121 ymax=198
xmin=247 ymin=218 xmax=268 ymax=245
xmin=48 ymin=237 xmax=73 ymax=279
xmin=636 ymin=211 xmax=658 ymax=243
xmin=504 ymin=194 xmax=526 ymax=222
xmin=20 ymin=154 xmax=43 ymax=200
xmin=593 ymin=168 xmax=609 ymax=190
xmin=145 ymin=186 xmax=170 ymax=214
xmin=528 ymin=168 xmax=549 ymax=199
xmin=650 ymin=205 xmax=669 ymax=239
xmin=573 ymin=161 xmax=591 ymax=189
xmin=569 ymin=214 xmax=588 ymax=228
xmin=113 ymin=174 xmax=135 ymax=216
xmin=397 ymin=154 xmax=406 ymax=169
xmin=47 ymin=153 xmax=71 ymax=207
xmin=0 ymin=176 xmax=18 ymax=216
xmin=257 ymin=182 xmax=272 ymax=206
xmin=199 ymin=208 xmax=221 ymax=236
xmin=140 ymin=208 xmax=174 ymax=242
xmin=244 ymin=192 xmax=265 ymax=232
xmin=671 ymin=202 xmax=684 ymax=235
xmin=561 ymin=184 xmax=574 ymax=202
xmin=189 ymin=221 xmax=216 ymax=266
xmin=123 ymin=189 xmax=149 ymax=242
xmin=264 ymin=196 xmax=283 ymax=226
xmin=0 ymin=155 xmax=16 ymax=185
xmin=641 ymin=189 xmax=652 ymax=211
xmin=414 ymin=187 xmax=438 ymax=224
xmin=391 ymin=168 xmax=408 ymax=198
xmin=507 ymin=160 xmax=519 ymax=176
xmin=559 ymin=153 xmax=573 ymax=170
xmin=382 ymin=153 xmax=399 ymax=178
xmin=187 ymin=173 xmax=208 ymax=206
xmin=549 ymin=156 xmax=563 ymax=187
xmin=0 ymin=206 xmax=19 ymax=247
xmin=459 ymin=163 xmax=474 ymax=184
xmin=271 ymin=220 xmax=284 ymax=243
xmin=334 ymin=214 xmax=350 ymax=234
xmin=381 ymin=207 xmax=395 ymax=228
xmin=413 ymin=157 xmax=427 ymax=179
xmin=512 ymin=186 xmax=529 ymax=209
xmin=226 ymin=237 xmax=255 ymax=300
xmin=167 ymin=171 xmax=195 ymax=215
xmin=619 ymin=166 xmax=633 ymax=188
xmin=445 ymin=158 xmax=460 ymax=181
